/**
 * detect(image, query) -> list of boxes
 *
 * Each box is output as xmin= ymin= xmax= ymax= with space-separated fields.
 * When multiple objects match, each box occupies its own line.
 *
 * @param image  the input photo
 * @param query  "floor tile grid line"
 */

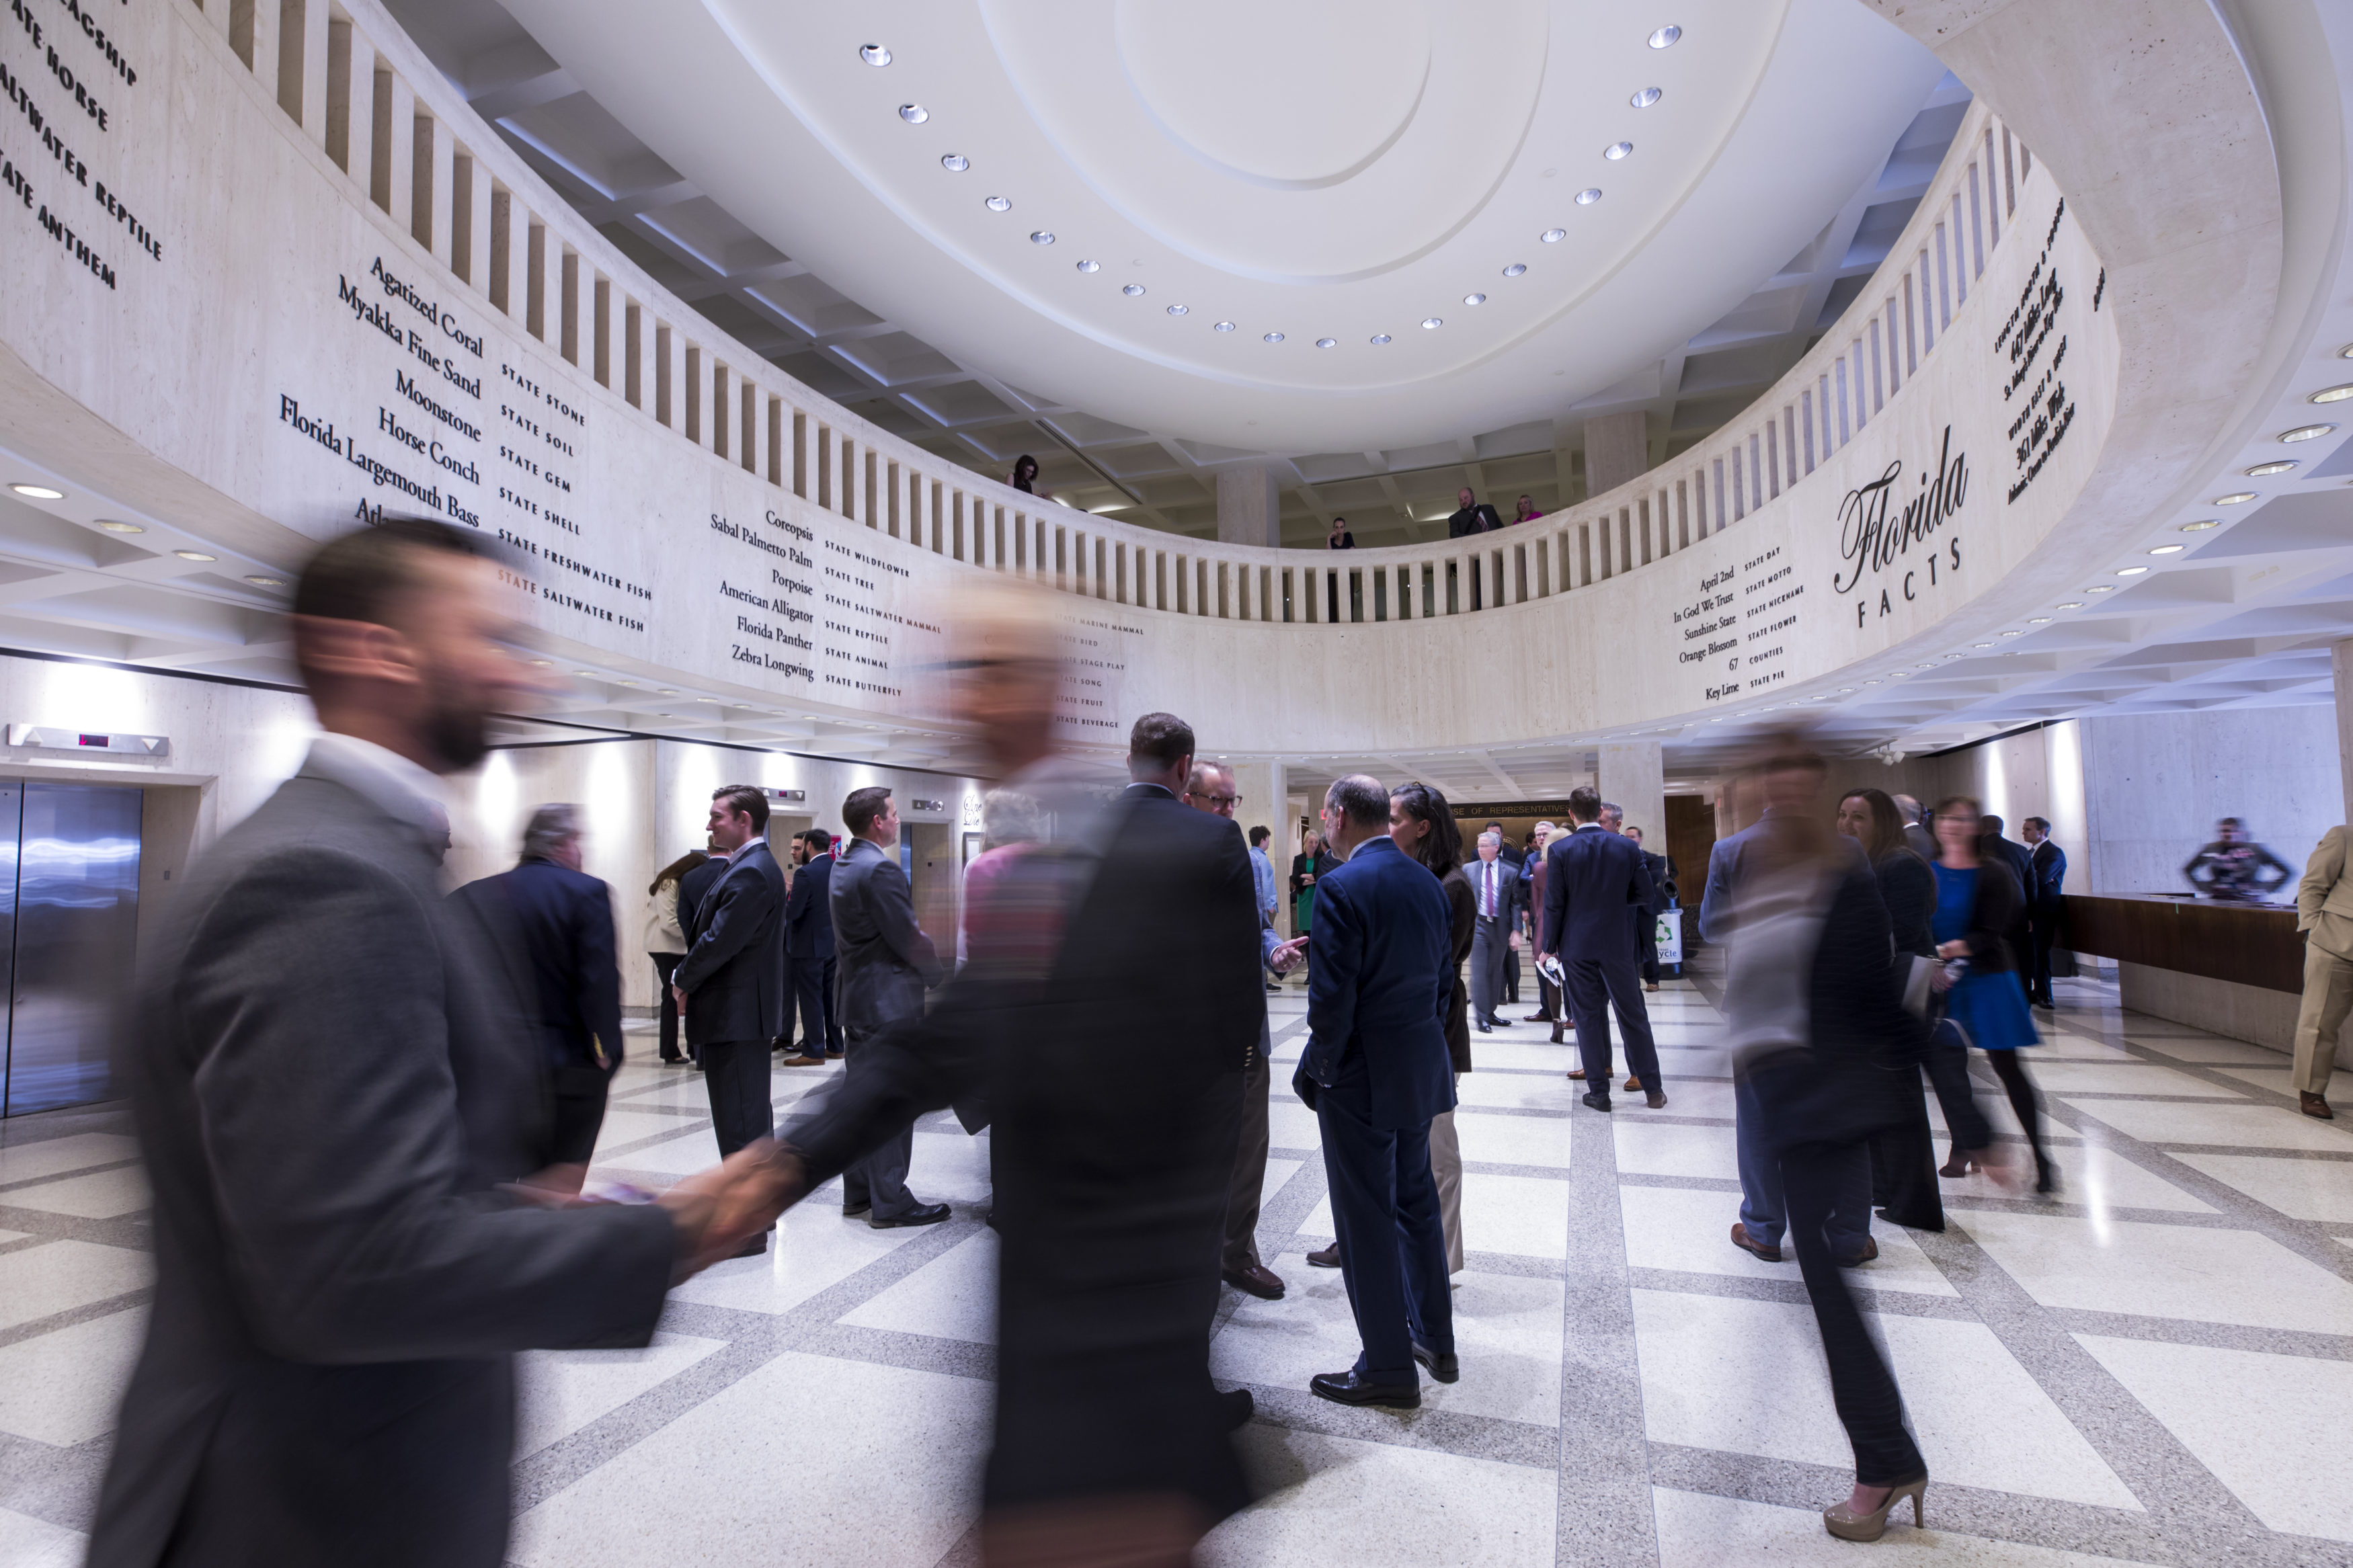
xmin=1214 ymin=1132 xmax=1332 ymax=1339
xmin=0 ymin=1234 xmax=54 ymax=1259
xmin=0 ymin=1426 xmax=104 ymax=1542
xmin=1624 ymin=1265 xmax=1986 ymax=1323
xmin=1227 ymin=1382 xmax=1562 ymax=1471
xmin=1907 ymin=1216 xmax=2297 ymax=1565
xmin=0 ymin=1208 xmax=151 ymax=1257
xmin=0 ymin=1286 xmax=149 ymax=1355
xmin=0 ymin=1159 xmax=143 ymax=1198
xmin=1556 ymin=1100 xmax=1659 ymax=1568
xmin=2043 ymin=1305 xmax=2353 ymax=1364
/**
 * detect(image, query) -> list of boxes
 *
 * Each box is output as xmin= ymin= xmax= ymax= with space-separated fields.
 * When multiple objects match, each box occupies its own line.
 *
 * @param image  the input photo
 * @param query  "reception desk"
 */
xmin=2060 ymin=893 xmax=2311 ymax=1054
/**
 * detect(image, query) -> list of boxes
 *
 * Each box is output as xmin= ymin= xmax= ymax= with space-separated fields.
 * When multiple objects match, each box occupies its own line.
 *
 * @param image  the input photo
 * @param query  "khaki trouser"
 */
xmin=2292 ymin=939 xmax=2353 ymax=1096
xmin=1429 ymin=1073 xmax=1464 ymax=1274
xmin=1223 ymin=1046 xmax=1272 ymax=1271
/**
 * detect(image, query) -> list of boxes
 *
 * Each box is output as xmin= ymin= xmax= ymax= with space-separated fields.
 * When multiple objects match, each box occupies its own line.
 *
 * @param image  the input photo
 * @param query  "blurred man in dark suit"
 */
xmin=1545 ymin=786 xmax=1665 ymax=1112
xmin=674 ymin=837 xmax=727 ymax=1069
xmin=674 ymin=785 xmax=790 ymax=1249
xmin=1624 ymin=823 xmax=1675 ymax=993
xmin=830 ymin=786 xmax=951 ymax=1229
xmin=91 ymin=520 xmax=775 ymax=1568
xmin=454 ymin=802 xmax=623 ymax=1189
xmin=780 ymin=828 xmax=840 ymax=1065
xmin=1290 ymin=773 xmax=1458 ymax=1408
xmin=1981 ymin=813 xmax=2038 ymax=993
xmin=2022 ymin=817 xmax=2067 ymax=1009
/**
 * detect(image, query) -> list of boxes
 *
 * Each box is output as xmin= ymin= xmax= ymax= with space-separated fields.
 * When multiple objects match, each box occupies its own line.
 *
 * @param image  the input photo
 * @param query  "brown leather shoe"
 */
xmin=1224 ymin=1262 xmax=1286 ymax=1299
xmin=1306 ymin=1243 xmax=1341 ymax=1268
xmin=1729 ymin=1222 xmax=1782 ymax=1263
xmin=1646 ymin=1090 xmax=1667 ymax=1110
xmin=2303 ymin=1091 xmax=2336 ymax=1120
xmin=779 ymin=1053 xmax=826 ymax=1067
xmin=1839 ymin=1236 xmax=1880 ymax=1267
xmin=1523 ymin=1010 xmax=1552 ymax=1023
xmin=1566 ymin=1067 xmax=1585 ymax=1079
xmin=1624 ymin=1075 xmax=1642 ymax=1092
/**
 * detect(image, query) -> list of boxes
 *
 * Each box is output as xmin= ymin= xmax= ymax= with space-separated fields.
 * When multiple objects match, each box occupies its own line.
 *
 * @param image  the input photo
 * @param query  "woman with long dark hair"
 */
xmin=1931 ymin=795 xmax=2057 ymax=1193
xmin=1392 ymin=781 xmax=1473 ymax=1273
xmin=1007 ymin=453 xmax=1046 ymax=496
xmin=645 ymin=848 xmax=709 ymax=1065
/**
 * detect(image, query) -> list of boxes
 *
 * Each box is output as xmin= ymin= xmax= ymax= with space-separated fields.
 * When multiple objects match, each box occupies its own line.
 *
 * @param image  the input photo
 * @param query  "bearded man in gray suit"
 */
xmin=90 ymin=519 xmax=782 ymax=1568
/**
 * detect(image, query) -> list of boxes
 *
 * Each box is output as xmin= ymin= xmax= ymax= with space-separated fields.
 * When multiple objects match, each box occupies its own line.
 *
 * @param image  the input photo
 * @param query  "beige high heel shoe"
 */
xmin=1823 ymin=1476 xmax=1926 ymax=1542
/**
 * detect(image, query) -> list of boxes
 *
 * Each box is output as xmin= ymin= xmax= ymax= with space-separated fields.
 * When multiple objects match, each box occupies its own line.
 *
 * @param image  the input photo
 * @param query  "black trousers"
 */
xmin=1470 ymin=916 xmax=1509 ymax=1024
xmin=1923 ymin=1022 xmax=1993 ymax=1151
xmin=2028 ymin=905 xmax=2060 ymax=1003
xmin=1636 ymin=911 xmax=1660 ymax=984
xmin=786 ymin=953 xmax=836 ymax=1053
xmin=1317 ymin=1094 xmax=1451 ymax=1385
xmin=1786 ymin=1139 xmax=1925 ymax=1485
xmin=1565 ymin=952 xmax=1662 ymax=1093
xmin=1503 ymin=944 xmax=1521 ymax=1005
xmin=840 ymin=1027 xmax=919 ymax=1219
xmin=700 ymin=1038 xmax=774 ymax=1159
xmin=651 ymin=952 xmax=685 ymax=1061
xmin=549 ymin=1064 xmax=612 ymax=1165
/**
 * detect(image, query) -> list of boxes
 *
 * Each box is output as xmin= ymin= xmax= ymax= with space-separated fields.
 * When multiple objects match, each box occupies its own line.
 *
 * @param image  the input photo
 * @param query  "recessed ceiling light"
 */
xmin=1075 ymin=259 xmax=1099 ymax=274
xmin=2148 ymin=543 xmax=2186 ymax=555
xmin=1632 ymin=86 xmax=1663 ymax=108
xmin=1998 ymin=630 xmax=2022 ymax=637
xmin=1369 ymin=333 xmax=1391 ymax=345
xmin=2087 ymin=584 xmax=2117 ymax=593
xmin=2245 ymin=460 xmax=2297 ymax=477
xmin=528 ymin=658 xmax=552 ymax=667
xmin=1972 ymin=642 xmax=1992 ymax=649
xmin=1263 ymin=331 xmax=1285 ymax=343
xmin=986 ymin=195 xmax=1010 ymax=212
xmin=9 ymin=483 xmax=63 ymax=499
xmin=1502 ymin=263 xmax=1527 ymax=278
xmin=898 ymin=103 xmax=928 ymax=123
xmin=695 ymin=698 xmax=719 ymax=704
xmin=1316 ymin=337 xmax=1337 ymax=348
xmin=2028 ymin=617 xmax=2052 ymax=624
xmin=1421 ymin=317 xmax=1443 ymax=329
xmin=859 ymin=44 xmax=891 ymax=66
xmin=1604 ymin=141 xmax=1632 ymax=161
xmin=2116 ymin=565 xmax=2150 ymax=575
xmin=659 ymin=688 xmax=677 ymax=694
xmin=1166 ymin=304 xmax=1188 ymax=316
xmin=573 ymin=669 xmax=596 ymax=677
xmin=95 ymin=520 xmax=143 ymax=533
xmin=1463 ymin=292 xmax=1486 ymax=305
xmin=1575 ymin=188 xmax=1603 ymax=205
xmin=1837 ymin=687 xmax=1855 ymax=694
xmin=1890 ymin=671 xmax=1909 ymax=678
xmin=941 ymin=153 xmax=968 ymax=172
xmin=1862 ymin=679 xmax=1879 ymax=686
xmin=245 ymin=575 xmax=284 ymax=587
xmin=1542 ymin=227 xmax=1566 ymax=243
xmin=2179 ymin=520 xmax=2219 ymax=531
xmin=2280 ymin=423 xmax=2335 ymax=443
xmin=173 ymin=549 xmax=216 ymax=561
xmin=1214 ymin=321 xmax=1236 ymax=332
xmin=1649 ymin=24 xmax=1682 ymax=48
xmin=2216 ymin=491 xmax=2258 ymax=504
xmin=2309 ymin=384 xmax=2353 ymax=404
xmin=1029 ymin=231 xmax=1054 ymax=245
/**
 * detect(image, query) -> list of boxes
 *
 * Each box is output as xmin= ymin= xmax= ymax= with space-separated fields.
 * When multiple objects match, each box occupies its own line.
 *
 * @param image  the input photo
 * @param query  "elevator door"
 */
xmin=1 ymin=783 xmax=143 ymax=1116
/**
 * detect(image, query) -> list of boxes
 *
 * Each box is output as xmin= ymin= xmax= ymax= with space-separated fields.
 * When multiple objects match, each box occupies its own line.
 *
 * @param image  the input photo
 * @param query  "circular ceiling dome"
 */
xmin=1113 ymin=0 xmax=1431 ymax=187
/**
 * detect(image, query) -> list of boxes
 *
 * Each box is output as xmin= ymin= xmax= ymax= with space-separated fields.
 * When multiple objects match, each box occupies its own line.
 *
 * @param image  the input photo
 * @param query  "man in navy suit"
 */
xmin=2023 ymin=817 xmax=2067 ymax=1008
xmin=1292 ymin=773 xmax=1458 ymax=1409
xmin=454 ymin=802 xmax=623 ymax=1183
xmin=1544 ymin=786 xmax=1665 ymax=1112
xmin=780 ymin=828 xmax=841 ymax=1065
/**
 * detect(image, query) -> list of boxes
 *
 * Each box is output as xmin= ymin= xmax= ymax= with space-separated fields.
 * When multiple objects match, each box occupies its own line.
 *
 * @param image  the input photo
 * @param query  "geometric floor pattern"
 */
xmin=2 ymin=966 xmax=2350 ymax=1567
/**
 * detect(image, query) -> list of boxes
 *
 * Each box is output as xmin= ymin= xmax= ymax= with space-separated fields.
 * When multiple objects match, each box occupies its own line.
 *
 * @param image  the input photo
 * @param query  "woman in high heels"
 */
xmin=1930 ymin=796 xmax=2058 ymax=1193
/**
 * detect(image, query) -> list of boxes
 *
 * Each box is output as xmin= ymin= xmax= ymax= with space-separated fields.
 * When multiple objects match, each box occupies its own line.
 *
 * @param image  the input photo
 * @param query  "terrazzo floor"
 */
xmin=1 ymin=964 xmax=2350 ymax=1566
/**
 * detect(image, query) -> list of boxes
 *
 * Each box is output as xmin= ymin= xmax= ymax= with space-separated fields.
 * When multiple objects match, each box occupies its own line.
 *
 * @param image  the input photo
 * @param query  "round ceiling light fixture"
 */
xmin=173 ymin=549 xmax=216 ymax=562
xmin=2244 ymin=460 xmax=2297 ymax=477
xmin=1316 ymin=337 xmax=1337 ymax=349
xmin=1575 ymin=188 xmax=1603 ymax=205
xmin=985 ymin=195 xmax=1010 ymax=212
xmin=1649 ymin=24 xmax=1682 ymax=48
xmin=2057 ymin=601 xmax=2084 ymax=610
xmin=1604 ymin=141 xmax=1632 ymax=161
xmin=859 ymin=44 xmax=891 ymax=66
xmin=2309 ymin=383 xmax=2353 ymax=404
xmin=245 ymin=575 xmax=284 ymax=587
xmin=1632 ymin=86 xmax=1663 ymax=108
xmin=1463 ymin=292 xmax=1486 ymax=305
xmin=898 ymin=103 xmax=928 ymax=124
xmin=9 ymin=483 xmax=63 ymax=499
xmin=2028 ymin=616 xmax=2052 ymax=624
xmin=1263 ymin=331 xmax=1284 ymax=343
xmin=1075 ymin=259 xmax=1099 ymax=273
xmin=1421 ymin=317 xmax=1443 ymax=329
xmin=1166 ymin=303 xmax=1187 ymax=315
xmin=2179 ymin=519 xmax=2219 ymax=531
xmin=940 ymin=153 xmax=968 ymax=172
xmin=1503 ymin=263 xmax=1527 ymax=278
xmin=2116 ymin=565 xmax=2150 ymax=576
xmin=2215 ymin=491 xmax=2258 ymax=504
xmin=1122 ymin=283 xmax=1145 ymax=296
xmin=96 ymin=520 xmax=143 ymax=533
xmin=2149 ymin=543 xmax=2186 ymax=555
xmin=2086 ymin=584 xmax=2117 ymax=593
xmin=1541 ymin=227 xmax=1566 ymax=243
xmin=1213 ymin=321 xmax=1235 ymax=332
xmin=2278 ymin=423 xmax=2335 ymax=443
xmin=1029 ymin=231 xmax=1054 ymax=245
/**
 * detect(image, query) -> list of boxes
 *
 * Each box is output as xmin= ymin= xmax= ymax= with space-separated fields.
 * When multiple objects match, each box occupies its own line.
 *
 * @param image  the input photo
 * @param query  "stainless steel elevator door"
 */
xmin=3 ymin=783 xmax=142 ymax=1115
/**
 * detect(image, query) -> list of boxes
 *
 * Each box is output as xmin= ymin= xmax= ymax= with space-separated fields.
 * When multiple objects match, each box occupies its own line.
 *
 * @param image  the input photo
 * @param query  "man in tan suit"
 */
xmin=2291 ymin=826 xmax=2353 ymax=1118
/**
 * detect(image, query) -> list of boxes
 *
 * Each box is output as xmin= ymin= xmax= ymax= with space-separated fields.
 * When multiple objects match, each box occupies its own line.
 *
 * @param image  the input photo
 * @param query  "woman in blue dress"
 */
xmin=1930 ymin=796 xmax=2057 ymax=1194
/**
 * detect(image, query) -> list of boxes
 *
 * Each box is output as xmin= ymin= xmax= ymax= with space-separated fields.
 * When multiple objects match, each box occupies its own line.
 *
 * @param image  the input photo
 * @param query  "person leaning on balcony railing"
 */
xmin=1007 ymin=452 xmax=1050 ymax=500
xmin=1513 ymin=495 xmax=1545 ymax=524
xmin=1446 ymin=487 xmax=1503 ymax=538
xmin=1326 ymin=516 xmax=1356 ymax=549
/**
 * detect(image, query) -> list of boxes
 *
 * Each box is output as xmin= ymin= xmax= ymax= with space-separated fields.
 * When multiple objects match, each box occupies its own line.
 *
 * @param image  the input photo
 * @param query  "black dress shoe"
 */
xmin=1411 ymin=1341 xmax=1460 ymax=1383
xmin=871 ymin=1201 xmax=951 ymax=1228
xmin=1646 ymin=1090 xmax=1668 ymax=1110
xmin=1475 ymin=1020 xmax=1492 ymax=1033
xmin=1217 ymin=1388 xmax=1254 ymax=1431
xmin=1582 ymin=1091 xmax=1613 ymax=1112
xmin=1310 ymin=1370 xmax=1419 ymax=1409
xmin=841 ymin=1201 xmax=871 ymax=1219
xmin=729 ymin=1231 xmax=768 ymax=1258
xmin=1306 ymin=1243 xmax=1341 ymax=1268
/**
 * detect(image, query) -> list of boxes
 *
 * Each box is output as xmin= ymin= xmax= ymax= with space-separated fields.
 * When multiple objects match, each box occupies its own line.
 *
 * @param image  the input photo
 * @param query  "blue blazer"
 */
xmin=1293 ymin=835 xmax=1455 ymax=1130
xmin=785 ymin=848 xmax=836 ymax=958
xmin=453 ymin=858 xmax=623 ymax=1075
xmin=1544 ymin=825 xmax=1654 ymax=962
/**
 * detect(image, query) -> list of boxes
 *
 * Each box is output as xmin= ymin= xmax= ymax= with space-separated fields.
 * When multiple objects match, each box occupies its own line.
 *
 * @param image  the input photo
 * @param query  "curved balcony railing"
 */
xmin=223 ymin=0 xmax=2023 ymax=632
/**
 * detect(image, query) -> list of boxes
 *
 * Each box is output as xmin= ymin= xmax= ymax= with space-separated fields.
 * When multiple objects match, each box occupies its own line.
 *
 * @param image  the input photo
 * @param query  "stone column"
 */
xmin=1225 ymin=758 xmax=1287 ymax=926
xmin=2334 ymin=639 xmax=2353 ymax=819
xmin=1599 ymin=741 xmax=1666 ymax=852
xmin=1583 ymin=411 xmax=1649 ymax=502
xmin=1215 ymin=462 xmax=1281 ymax=548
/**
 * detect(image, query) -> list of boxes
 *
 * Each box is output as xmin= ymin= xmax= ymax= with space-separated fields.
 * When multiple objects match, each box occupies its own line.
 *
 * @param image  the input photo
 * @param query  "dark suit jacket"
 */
xmin=1544 ymin=824 xmax=1654 ymax=962
xmin=783 ymin=781 xmax=1260 ymax=1521
xmin=677 ymin=854 xmax=727 ymax=946
xmin=1640 ymin=850 xmax=1675 ymax=913
xmin=1447 ymin=502 xmax=1503 ymax=538
xmin=784 ymin=848 xmax=836 ymax=958
xmin=1465 ymin=855 xmax=1519 ymax=928
xmin=1295 ymin=835 xmax=1455 ymax=1130
xmin=675 ymin=839 xmax=787 ymax=1046
xmin=1439 ymin=864 xmax=1476 ymax=1073
xmin=454 ymin=858 xmax=624 ymax=1079
xmin=91 ymin=748 xmax=674 ymax=1568
xmin=2028 ymin=839 xmax=2067 ymax=907
xmin=830 ymin=836 xmax=941 ymax=1036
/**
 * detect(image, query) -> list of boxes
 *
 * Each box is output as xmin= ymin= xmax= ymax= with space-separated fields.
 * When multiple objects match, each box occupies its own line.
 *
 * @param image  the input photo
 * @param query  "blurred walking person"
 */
xmin=1545 ymin=788 xmax=1664 ymax=1111
xmin=645 ymin=848 xmax=707 ymax=1064
xmin=91 ymin=520 xmax=777 ymax=1568
xmin=1931 ymin=796 xmax=2057 ymax=1194
xmin=780 ymin=828 xmax=842 ymax=1066
xmin=1392 ymin=782 xmax=1476 ymax=1276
